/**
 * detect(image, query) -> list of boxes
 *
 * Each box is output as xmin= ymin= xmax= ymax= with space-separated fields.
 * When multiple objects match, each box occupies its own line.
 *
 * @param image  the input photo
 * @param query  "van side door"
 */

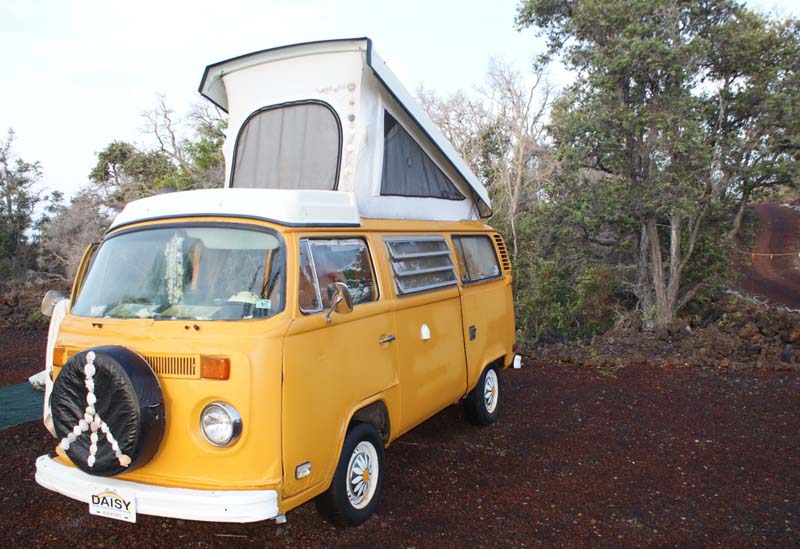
xmin=383 ymin=236 xmax=468 ymax=434
xmin=282 ymin=237 xmax=399 ymax=499
xmin=452 ymin=233 xmax=515 ymax=389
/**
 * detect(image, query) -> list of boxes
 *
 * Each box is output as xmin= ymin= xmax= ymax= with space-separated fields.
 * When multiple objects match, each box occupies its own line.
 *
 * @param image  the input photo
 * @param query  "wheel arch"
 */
xmin=468 ymin=354 xmax=506 ymax=394
xmin=348 ymin=399 xmax=391 ymax=445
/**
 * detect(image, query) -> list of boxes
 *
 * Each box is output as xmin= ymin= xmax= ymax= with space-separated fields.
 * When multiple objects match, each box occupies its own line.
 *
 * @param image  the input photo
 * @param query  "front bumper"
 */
xmin=35 ymin=455 xmax=279 ymax=523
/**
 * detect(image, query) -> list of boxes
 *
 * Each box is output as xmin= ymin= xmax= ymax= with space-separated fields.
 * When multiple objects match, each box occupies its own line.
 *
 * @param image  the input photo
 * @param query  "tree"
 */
xmin=480 ymin=60 xmax=552 ymax=260
xmin=516 ymin=0 xmax=799 ymax=328
xmin=418 ymin=87 xmax=493 ymax=179
xmin=38 ymin=190 xmax=110 ymax=281
xmin=0 ymin=129 xmax=42 ymax=281
xmin=89 ymin=97 xmax=227 ymax=212
xmin=142 ymin=96 xmax=226 ymax=190
xmin=713 ymin=15 xmax=800 ymax=235
xmin=89 ymin=140 xmax=175 ymax=211
xmin=420 ymin=60 xmax=553 ymax=260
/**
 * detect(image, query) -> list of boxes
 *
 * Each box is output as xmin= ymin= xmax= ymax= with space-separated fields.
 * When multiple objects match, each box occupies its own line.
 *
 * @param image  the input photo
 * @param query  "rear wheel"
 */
xmin=465 ymin=365 xmax=500 ymax=425
xmin=315 ymin=422 xmax=384 ymax=526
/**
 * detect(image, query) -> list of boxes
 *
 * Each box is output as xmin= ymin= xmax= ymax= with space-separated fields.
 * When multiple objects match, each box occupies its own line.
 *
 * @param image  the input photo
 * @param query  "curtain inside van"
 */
xmin=232 ymin=103 xmax=340 ymax=190
xmin=381 ymin=112 xmax=465 ymax=201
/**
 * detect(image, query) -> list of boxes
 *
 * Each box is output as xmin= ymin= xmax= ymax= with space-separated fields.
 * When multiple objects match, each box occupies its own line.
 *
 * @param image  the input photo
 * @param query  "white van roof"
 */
xmin=198 ymin=37 xmax=492 ymax=222
xmin=109 ymin=188 xmax=360 ymax=230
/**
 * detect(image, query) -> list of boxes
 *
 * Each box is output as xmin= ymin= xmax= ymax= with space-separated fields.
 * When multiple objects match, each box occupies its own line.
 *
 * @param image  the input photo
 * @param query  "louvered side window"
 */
xmin=384 ymin=236 xmax=458 ymax=295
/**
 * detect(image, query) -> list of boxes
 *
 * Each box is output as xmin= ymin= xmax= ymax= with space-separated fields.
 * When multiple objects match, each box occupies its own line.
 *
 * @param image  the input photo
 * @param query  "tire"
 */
xmin=315 ymin=422 xmax=384 ymax=526
xmin=464 ymin=365 xmax=500 ymax=426
xmin=51 ymin=346 xmax=166 ymax=476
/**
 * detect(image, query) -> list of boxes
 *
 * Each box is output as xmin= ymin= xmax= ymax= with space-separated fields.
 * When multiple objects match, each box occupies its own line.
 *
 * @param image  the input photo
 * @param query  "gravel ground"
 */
xmin=1 ymin=339 xmax=798 ymax=547
xmin=0 ymin=326 xmax=46 ymax=387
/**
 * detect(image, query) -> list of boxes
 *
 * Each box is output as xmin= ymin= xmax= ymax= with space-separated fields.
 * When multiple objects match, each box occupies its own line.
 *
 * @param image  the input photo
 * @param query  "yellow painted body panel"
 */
xmin=390 ymin=285 xmax=467 ymax=434
xmin=456 ymin=235 xmax=516 ymax=389
xmin=51 ymin=215 xmax=515 ymax=516
xmin=281 ymin=299 xmax=399 ymax=498
xmin=53 ymin=313 xmax=285 ymax=490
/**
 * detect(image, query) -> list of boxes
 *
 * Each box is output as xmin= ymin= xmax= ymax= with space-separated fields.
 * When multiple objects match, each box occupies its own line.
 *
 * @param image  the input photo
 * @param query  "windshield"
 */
xmin=72 ymin=225 xmax=284 ymax=321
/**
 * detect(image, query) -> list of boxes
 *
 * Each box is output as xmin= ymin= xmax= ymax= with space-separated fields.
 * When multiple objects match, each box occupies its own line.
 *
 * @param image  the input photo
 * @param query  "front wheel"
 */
xmin=315 ymin=422 xmax=384 ymax=526
xmin=465 ymin=365 xmax=500 ymax=425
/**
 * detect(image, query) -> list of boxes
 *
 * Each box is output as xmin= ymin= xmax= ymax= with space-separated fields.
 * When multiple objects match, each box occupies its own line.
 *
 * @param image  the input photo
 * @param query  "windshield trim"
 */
xmin=104 ymin=220 xmax=283 ymax=243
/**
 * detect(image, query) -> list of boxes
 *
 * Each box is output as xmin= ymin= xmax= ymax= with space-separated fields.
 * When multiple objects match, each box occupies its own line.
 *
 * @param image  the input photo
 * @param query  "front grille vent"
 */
xmin=144 ymin=353 xmax=200 ymax=379
xmin=61 ymin=348 xmax=200 ymax=379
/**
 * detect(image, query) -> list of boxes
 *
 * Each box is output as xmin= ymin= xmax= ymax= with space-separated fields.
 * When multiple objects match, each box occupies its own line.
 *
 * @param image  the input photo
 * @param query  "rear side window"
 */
xmin=232 ymin=102 xmax=341 ymax=191
xmin=452 ymin=235 xmax=501 ymax=283
xmin=298 ymin=238 xmax=377 ymax=313
xmin=381 ymin=112 xmax=465 ymax=201
xmin=384 ymin=236 xmax=458 ymax=295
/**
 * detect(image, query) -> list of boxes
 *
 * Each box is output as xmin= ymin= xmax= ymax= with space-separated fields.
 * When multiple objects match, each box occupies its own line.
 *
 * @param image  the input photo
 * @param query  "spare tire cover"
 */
xmin=51 ymin=346 xmax=166 ymax=477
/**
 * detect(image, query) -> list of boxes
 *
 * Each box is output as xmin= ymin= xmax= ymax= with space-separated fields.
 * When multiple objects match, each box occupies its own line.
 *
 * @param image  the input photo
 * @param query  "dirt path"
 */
xmin=736 ymin=203 xmax=800 ymax=308
xmin=2 ymin=360 xmax=798 ymax=547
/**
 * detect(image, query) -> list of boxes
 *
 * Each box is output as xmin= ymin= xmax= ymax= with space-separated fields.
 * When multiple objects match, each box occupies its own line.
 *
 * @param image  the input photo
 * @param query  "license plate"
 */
xmin=89 ymin=486 xmax=137 ymax=523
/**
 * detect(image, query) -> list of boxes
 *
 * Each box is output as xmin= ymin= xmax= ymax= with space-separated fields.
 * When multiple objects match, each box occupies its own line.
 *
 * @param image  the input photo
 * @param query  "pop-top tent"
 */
xmin=198 ymin=37 xmax=492 ymax=222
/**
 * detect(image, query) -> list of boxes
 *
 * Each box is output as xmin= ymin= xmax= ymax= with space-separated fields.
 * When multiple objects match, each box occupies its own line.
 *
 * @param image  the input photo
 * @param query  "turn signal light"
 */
xmin=52 ymin=346 xmax=68 ymax=367
xmin=201 ymin=356 xmax=230 ymax=380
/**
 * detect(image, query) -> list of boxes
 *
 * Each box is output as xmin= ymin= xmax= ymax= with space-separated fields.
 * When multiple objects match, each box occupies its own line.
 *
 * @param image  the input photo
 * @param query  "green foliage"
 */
xmin=185 ymin=112 xmax=226 ymax=174
xmin=715 ymin=15 xmax=800 ymax=207
xmin=509 ymin=196 xmax=622 ymax=343
xmin=90 ymin=141 xmax=176 ymax=188
xmin=514 ymin=0 xmax=800 ymax=330
xmin=0 ymin=129 xmax=42 ymax=282
xmin=514 ymin=253 xmax=618 ymax=344
xmin=676 ymin=203 xmax=734 ymax=290
xmin=150 ymin=101 xmax=227 ymax=191
xmin=156 ymin=114 xmax=226 ymax=191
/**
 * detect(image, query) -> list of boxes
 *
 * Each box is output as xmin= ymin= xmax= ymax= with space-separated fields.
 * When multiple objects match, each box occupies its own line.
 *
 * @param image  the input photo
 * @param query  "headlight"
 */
xmin=200 ymin=402 xmax=242 ymax=447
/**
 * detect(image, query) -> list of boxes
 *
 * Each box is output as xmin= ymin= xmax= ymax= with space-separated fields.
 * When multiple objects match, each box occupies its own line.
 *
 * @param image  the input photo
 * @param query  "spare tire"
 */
xmin=51 ymin=346 xmax=166 ymax=477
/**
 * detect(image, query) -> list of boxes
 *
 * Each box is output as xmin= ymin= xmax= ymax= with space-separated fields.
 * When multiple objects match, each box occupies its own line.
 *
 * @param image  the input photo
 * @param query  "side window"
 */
xmin=384 ymin=236 xmax=458 ymax=295
xmin=297 ymin=238 xmax=378 ymax=313
xmin=232 ymin=102 xmax=341 ymax=191
xmin=452 ymin=235 xmax=501 ymax=283
xmin=380 ymin=111 xmax=465 ymax=200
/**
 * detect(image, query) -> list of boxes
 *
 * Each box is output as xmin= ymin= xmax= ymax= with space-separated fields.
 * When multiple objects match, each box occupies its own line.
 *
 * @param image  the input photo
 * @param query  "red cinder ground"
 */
xmin=1 ymin=332 xmax=797 ymax=547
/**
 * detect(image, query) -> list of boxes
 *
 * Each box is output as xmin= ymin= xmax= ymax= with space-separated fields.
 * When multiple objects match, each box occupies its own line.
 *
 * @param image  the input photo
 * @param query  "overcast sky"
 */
xmin=1 ymin=0 xmax=797 ymax=199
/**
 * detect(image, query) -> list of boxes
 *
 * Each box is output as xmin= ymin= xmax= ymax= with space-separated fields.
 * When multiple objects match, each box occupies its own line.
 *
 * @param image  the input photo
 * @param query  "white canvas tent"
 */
xmin=198 ymin=37 xmax=492 ymax=222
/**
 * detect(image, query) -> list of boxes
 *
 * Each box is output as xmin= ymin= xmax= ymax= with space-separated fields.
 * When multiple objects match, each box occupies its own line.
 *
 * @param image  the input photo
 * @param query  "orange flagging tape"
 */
xmin=740 ymin=249 xmax=800 ymax=258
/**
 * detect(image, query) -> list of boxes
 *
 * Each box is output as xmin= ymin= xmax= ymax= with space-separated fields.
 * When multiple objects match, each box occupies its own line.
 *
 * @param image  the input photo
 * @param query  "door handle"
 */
xmin=378 ymin=335 xmax=396 ymax=344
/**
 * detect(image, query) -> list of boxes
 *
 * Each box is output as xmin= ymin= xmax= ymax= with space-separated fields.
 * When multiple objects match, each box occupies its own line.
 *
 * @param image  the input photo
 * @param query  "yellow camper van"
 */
xmin=35 ymin=38 xmax=516 ymax=526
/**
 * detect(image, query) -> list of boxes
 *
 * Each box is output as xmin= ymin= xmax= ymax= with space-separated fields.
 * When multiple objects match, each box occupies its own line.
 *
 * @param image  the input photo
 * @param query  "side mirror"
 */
xmin=41 ymin=289 xmax=67 ymax=317
xmin=325 ymin=282 xmax=353 ymax=323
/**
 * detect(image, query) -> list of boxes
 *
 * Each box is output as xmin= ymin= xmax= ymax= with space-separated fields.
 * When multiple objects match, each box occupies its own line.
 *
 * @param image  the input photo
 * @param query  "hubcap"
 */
xmin=346 ymin=440 xmax=379 ymax=509
xmin=483 ymin=369 xmax=498 ymax=414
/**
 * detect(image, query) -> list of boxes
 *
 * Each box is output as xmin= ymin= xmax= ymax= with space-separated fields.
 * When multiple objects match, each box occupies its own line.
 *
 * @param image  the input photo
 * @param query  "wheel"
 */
xmin=464 ymin=365 xmax=500 ymax=425
xmin=315 ymin=422 xmax=384 ymax=526
xmin=51 ymin=346 xmax=166 ymax=476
